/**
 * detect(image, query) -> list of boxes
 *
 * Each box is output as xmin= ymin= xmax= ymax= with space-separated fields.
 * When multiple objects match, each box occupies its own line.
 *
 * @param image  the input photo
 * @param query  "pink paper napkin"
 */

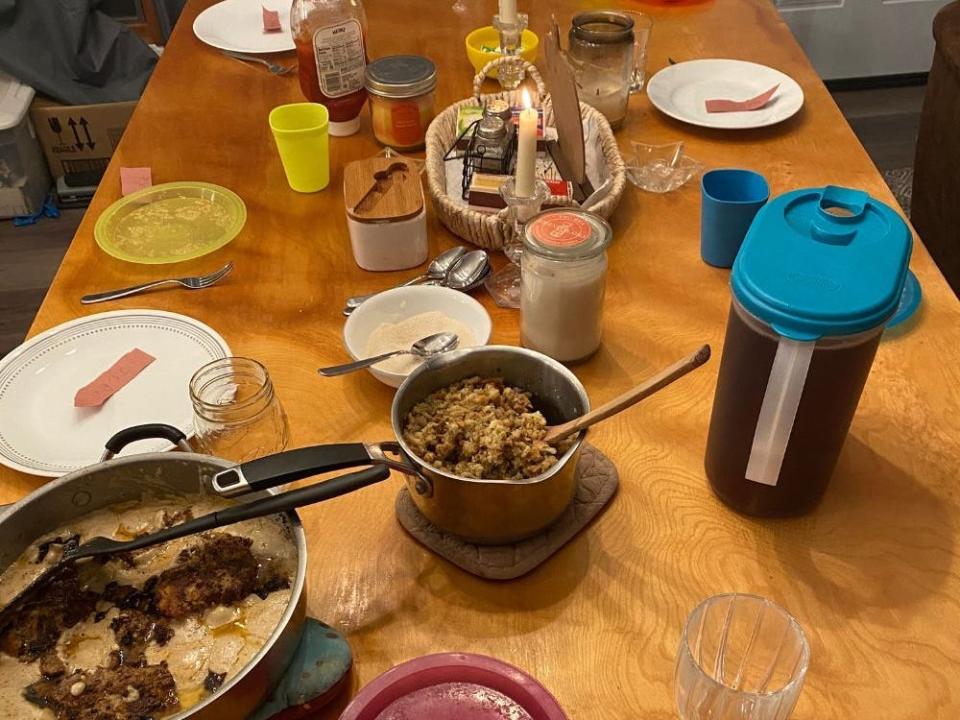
xmin=705 ymin=84 xmax=779 ymax=113
xmin=262 ymin=6 xmax=282 ymax=32
xmin=75 ymin=349 xmax=156 ymax=408
xmin=120 ymin=167 xmax=152 ymax=196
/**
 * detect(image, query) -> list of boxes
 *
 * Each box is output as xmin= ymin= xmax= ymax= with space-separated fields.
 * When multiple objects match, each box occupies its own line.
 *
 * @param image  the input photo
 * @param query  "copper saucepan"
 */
xmin=215 ymin=346 xmax=590 ymax=545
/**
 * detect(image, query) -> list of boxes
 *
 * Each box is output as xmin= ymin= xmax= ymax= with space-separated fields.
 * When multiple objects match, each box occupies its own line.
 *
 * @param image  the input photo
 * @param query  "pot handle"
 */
xmin=101 ymin=423 xmax=192 ymax=461
xmin=212 ymin=443 xmax=377 ymax=497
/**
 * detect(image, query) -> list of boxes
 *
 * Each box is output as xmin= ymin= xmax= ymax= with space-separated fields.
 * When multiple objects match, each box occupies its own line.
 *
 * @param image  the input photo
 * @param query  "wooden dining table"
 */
xmin=4 ymin=0 xmax=960 ymax=716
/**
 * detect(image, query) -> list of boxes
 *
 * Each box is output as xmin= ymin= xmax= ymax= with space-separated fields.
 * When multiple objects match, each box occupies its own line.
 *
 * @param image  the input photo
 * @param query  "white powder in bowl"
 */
xmin=365 ymin=310 xmax=478 ymax=375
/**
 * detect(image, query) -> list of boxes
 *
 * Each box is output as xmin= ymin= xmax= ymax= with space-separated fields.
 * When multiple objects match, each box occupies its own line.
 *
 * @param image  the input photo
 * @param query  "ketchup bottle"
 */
xmin=291 ymin=0 xmax=369 ymax=136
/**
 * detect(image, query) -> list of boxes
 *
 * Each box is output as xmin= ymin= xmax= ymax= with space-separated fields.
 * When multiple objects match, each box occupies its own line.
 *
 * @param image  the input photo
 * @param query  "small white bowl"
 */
xmin=343 ymin=285 xmax=492 ymax=387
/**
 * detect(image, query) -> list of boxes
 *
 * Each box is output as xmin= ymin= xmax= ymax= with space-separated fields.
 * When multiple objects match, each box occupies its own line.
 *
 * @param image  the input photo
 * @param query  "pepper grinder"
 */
xmin=492 ymin=11 xmax=528 ymax=90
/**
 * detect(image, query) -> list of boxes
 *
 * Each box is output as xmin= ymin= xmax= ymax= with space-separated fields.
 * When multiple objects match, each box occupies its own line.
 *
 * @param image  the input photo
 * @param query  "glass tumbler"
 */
xmin=189 ymin=357 xmax=289 ymax=463
xmin=676 ymin=594 xmax=810 ymax=720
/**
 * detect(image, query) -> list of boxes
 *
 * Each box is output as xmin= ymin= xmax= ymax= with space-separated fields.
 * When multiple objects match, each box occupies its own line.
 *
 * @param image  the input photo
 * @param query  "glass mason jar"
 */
xmin=189 ymin=357 xmax=289 ymax=463
xmin=365 ymin=55 xmax=437 ymax=151
xmin=520 ymin=209 xmax=612 ymax=362
xmin=568 ymin=10 xmax=652 ymax=128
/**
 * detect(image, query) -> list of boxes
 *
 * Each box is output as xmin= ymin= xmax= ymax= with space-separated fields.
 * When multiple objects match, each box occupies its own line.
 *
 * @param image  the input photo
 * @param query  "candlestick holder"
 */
xmin=492 ymin=13 xmax=528 ymax=91
xmin=484 ymin=178 xmax=550 ymax=308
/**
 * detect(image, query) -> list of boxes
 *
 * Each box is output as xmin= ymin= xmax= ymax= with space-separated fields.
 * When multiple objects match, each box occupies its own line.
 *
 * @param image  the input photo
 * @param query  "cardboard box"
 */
xmin=30 ymin=98 xmax=136 ymax=188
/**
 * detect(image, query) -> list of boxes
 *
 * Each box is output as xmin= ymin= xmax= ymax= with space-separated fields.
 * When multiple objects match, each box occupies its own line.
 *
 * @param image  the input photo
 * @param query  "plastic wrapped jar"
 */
xmin=365 ymin=55 xmax=437 ymax=150
xmin=520 ymin=209 xmax=613 ymax=362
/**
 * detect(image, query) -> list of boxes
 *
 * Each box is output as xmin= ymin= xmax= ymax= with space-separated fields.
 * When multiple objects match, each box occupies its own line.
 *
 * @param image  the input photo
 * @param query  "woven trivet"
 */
xmin=396 ymin=443 xmax=618 ymax=580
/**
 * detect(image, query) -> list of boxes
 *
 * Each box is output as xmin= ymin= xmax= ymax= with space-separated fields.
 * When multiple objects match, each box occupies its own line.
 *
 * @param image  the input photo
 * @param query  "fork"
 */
xmin=80 ymin=262 xmax=235 ymax=304
xmin=220 ymin=50 xmax=295 ymax=76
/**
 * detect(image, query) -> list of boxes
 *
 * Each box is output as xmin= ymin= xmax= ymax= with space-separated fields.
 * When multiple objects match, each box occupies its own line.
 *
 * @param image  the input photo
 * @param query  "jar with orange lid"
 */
xmin=520 ymin=209 xmax=613 ymax=362
xmin=365 ymin=55 xmax=437 ymax=151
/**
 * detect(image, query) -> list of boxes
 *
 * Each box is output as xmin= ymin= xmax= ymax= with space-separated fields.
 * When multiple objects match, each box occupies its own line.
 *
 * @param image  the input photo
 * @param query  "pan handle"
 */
xmin=101 ymin=423 xmax=192 ymax=461
xmin=213 ymin=443 xmax=378 ymax=497
xmin=212 ymin=442 xmax=432 ymax=498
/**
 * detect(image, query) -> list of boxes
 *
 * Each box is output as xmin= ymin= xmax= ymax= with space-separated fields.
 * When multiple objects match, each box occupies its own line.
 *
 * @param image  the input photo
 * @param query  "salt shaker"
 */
xmin=520 ymin=209 xmax=612 ymax=362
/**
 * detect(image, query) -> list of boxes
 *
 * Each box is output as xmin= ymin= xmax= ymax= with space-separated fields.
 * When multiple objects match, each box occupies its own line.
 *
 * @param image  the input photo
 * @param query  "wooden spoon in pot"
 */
xmin=542 ymin=344 xmax=712 ymax=445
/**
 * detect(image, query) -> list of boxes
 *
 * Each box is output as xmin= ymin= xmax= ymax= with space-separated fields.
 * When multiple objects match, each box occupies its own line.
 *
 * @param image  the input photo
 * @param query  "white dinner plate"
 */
xmin=646 ymin=59 xmax=804 ymax=130
xmin=193 ymin=0 xmax=295 ymax=54
xmin=0 ymin=310 xmax=231 ymax=477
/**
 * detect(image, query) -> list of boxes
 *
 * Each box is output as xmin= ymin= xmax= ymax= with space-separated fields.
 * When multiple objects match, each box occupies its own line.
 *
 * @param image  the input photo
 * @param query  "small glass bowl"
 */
xmin=626 ymin=141 xmax=704 ymax=193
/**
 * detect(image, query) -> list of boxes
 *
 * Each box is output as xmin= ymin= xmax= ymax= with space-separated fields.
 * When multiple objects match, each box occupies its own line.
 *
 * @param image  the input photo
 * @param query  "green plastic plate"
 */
xmin=94 ymin=181 xmax=246 ymax=264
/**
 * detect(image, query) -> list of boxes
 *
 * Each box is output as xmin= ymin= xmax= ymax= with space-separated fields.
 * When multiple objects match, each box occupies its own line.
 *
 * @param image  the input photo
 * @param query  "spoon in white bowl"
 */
xmin=318 ymin=332 xmax=459 ymax=377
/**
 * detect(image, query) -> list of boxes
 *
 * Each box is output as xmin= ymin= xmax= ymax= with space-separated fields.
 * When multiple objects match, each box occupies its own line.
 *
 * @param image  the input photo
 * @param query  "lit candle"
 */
xmin=515 ymin=88 xmax=537 ymax=197
xmin=499 ymin=0 xmax=517 ymax=24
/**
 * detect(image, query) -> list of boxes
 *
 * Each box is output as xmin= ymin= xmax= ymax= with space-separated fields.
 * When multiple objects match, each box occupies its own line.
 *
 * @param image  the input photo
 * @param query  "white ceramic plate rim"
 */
xmin=0 ymin=310 xmax=231 ymax=477
xmin=646 ymin=59 xmax=804 ymax=130
xmin=193 ymin=0 xmax=295 ymax=54
xmin=342 ymin=286 xmax=493 ymax=387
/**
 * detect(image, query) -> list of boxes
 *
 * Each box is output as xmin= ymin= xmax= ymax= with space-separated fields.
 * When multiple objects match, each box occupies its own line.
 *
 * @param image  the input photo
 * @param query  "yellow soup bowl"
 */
xmin=465 ymin=26 xmax=540 ymax=78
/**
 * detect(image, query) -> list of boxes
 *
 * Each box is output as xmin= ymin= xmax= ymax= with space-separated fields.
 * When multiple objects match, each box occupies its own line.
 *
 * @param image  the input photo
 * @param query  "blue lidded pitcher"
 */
xmin=705 ymin=186 xmax=912 ymax=516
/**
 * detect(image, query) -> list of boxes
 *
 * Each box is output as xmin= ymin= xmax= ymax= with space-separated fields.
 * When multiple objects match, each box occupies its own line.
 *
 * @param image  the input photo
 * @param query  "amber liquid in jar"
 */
xmin=291 ymin=0 xmax=370 ymax=132
xmin=704 ymin=300 xmax=883 ymax=516
xmin=294 ymin=33 xmax=368 ymax=125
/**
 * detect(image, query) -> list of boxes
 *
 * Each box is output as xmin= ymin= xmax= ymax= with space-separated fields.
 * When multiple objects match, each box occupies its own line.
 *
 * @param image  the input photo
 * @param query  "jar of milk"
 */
xmin=520 ymin=209 xmax=612 ymax=362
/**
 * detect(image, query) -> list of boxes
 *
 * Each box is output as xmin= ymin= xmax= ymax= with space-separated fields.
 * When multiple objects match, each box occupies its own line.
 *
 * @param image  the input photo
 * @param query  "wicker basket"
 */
xmin=425 ymin=57 xmax=626 ymax=251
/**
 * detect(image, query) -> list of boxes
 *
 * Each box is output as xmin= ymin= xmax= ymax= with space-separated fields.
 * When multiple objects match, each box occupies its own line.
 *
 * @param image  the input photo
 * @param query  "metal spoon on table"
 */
xmin=342 ymin=250 xmax=491 ymax=316
xmin=318 ymin=332 xmax=459 ymax=376
xmin=447 ymin=248 xmax=490 ymax=285
xmin=344 ymin=247 xmax=466 ymax=310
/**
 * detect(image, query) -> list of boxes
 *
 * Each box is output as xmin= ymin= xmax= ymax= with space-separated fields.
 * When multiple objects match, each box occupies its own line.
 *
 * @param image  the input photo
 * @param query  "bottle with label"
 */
xmin=291 ymin=0 xmax=369 ymax=137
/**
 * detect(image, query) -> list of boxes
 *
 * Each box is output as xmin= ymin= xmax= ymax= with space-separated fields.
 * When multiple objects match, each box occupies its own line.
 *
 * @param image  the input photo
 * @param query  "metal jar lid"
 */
xmin=523 ymin=208 xmax=613 ymax=261
xmin=365 ymin=55 xmax=437 ymax=99
xmin=476 ymin=116 xmax=506 ymax=142
xmin=570 ymin=10 xmax=635 ymax=45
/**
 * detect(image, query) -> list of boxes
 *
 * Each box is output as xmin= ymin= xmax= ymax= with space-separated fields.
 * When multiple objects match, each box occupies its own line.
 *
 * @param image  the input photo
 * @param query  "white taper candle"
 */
xmin=515 ymin=89 xmax=537 ymax=197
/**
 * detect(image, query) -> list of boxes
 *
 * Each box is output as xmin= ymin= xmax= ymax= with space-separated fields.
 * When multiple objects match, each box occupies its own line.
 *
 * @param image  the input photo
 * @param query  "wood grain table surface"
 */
xmin=4 ymin=0 xmax=960 ymax=716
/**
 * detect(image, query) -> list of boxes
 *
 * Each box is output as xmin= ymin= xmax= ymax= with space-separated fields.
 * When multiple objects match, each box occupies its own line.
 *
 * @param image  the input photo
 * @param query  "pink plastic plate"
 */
xmin=339 ymin=653 xmax=568 ymax=720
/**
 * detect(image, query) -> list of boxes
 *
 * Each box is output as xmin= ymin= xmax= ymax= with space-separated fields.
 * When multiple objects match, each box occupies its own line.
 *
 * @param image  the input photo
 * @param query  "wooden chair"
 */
xmin=912 ymin=0 xmax=960 ymax=298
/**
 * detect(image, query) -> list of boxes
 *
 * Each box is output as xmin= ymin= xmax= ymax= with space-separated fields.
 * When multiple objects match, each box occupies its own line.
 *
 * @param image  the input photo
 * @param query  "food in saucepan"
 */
xmin=0 ymin=496 xmax=295 ymax=720
xmin=402 ymin=376 xmax=570 ymax=481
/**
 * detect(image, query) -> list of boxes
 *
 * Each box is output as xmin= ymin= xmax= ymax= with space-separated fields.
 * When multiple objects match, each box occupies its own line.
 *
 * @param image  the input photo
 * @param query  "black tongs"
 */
xmin=0 ymin=430 xmax=391 ymax=617
xmin=67 ymin=463 xmax=388 ymax=562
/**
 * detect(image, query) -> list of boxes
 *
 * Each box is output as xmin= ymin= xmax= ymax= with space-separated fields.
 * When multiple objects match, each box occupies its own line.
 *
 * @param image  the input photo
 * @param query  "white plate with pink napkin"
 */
xmin=646 ymin=59 xmax=804 ymax=130
xmin=0 ymin=310 xmax=230 ymax=477
xmin=193 ymin=0 xmax=295 ymax=54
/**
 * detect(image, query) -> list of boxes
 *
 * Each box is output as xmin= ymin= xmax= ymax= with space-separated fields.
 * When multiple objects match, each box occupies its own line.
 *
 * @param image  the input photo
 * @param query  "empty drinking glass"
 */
xmin=567 ymin=10 xmax=653 ymax=128
xmin=676 ymin=594 xmax=809 ymax=720
xmin=189 ymin=357 xmax=289 ymax=463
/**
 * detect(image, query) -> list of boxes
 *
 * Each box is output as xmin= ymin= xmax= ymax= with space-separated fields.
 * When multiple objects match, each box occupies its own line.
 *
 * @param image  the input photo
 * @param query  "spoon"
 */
xmin=318 ymin=332 xmax=459 ymax=377
xmin=344 ymin=247 xmax=467 ymax=310
xmin=542 ymin=345 xmax=712 ymax=445
xmin=342 ymin=250 xmax=490 ymax=316
xmin=444 ymin=249 xmax=490 ymax=292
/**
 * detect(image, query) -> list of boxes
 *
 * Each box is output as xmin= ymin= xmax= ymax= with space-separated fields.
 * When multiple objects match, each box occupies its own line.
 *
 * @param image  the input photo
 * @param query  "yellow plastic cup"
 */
xmin=269 ymin=103 xmax=330 ymax=193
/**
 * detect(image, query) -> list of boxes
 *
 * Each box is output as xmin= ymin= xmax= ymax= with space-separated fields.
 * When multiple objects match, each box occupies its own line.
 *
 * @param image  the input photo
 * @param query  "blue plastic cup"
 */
xmin=700 ymin=169 xmax=770 ymax=268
